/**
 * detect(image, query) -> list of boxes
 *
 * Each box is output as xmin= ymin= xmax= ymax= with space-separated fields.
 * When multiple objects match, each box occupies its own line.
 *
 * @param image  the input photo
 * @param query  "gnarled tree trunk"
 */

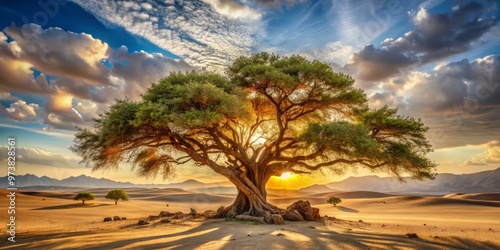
xmin=215 ymin=168 xmax=284 ymax=223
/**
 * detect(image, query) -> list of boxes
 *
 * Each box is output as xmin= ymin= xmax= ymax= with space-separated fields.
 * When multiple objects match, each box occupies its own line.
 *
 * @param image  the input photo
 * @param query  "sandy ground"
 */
xmin=0 ymin=189 xmax=499 ymax=249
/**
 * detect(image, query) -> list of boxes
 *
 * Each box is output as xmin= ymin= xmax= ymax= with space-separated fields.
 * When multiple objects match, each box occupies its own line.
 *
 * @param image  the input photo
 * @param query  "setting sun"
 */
xmin=280 ymin=172 xmax=292 ymax=179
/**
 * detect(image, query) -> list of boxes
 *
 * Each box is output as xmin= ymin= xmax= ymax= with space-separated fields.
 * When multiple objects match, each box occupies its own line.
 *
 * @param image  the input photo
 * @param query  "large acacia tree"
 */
xmin=72 ymin=53 xmax=436 ymax=222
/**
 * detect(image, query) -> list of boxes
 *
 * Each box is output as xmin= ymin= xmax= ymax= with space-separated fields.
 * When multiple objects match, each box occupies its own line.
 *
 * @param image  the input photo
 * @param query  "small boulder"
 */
xmin=159 ymin=211 xmax=171 ymax=217
xmin=138 ymin=220 xmax=150 ymax=225
xmin=103 ymin=217 xmax=112 ymax=222
xmin=287 ymin=200 xmax=311 ymax=213
xmin=286 ymin=200 xmax=321 ymax=221
xmin=149 ymin=215 xmax=160 ymax=220
xmin=265 ymin=214 xmax=284 ymax=225
xmin=172 ymin=212 xmax=184 ymax=219
xmin=281 ymin=209 xmax=304 ymax=221
xmin=405 ymin=233 xmax=419 ymax=238
xmin=304 ymin=207 xmax=320 ymax=221
xmin=121 ymin=217 xmax=126 ymax=220
xmin=276 ymin=233 xmax=285 ymax=236
xmin=358 ymin=220 xmax=363 ymax=223
xmin=113 ymin=216 xmax=121 ymax=221
xmin=160 ymin=218 xmax=171 ymax=223
xmin=308 ymin=226 xmax=316 ymax=229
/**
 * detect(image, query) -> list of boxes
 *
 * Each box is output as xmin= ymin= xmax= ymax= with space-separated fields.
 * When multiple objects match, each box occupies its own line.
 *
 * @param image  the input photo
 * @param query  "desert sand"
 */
xmin=0 ymin=188 xmax=499 ymax=249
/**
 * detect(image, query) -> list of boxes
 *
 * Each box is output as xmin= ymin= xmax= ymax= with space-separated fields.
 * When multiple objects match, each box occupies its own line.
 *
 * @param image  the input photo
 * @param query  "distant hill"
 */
xmin=0 ymin=174 xmax=228 ymax=190
xmin=298 ymin=184 xmax=336 ymax=193
xmin=161 ymin=179 xmax=213 ymax=190
xmin=324 ymin=168 xmax=500 ymax=194
xmin=0 ymin=174 xmax=137 ymax=188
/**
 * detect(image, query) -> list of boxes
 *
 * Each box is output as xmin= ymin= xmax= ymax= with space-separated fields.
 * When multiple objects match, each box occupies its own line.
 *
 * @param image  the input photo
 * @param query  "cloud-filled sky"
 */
xmin=0 ymin=0 xmax=499 ymax=188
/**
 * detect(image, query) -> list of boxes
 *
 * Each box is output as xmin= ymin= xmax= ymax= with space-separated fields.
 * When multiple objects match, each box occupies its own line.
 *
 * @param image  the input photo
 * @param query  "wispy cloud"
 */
xmin=72 ymin=0 xmax=264 ymax=72
xmin=0 ymin=145 xmax=84 ymax=168
xmin=0 ymin=123 xmax=75 ymax=139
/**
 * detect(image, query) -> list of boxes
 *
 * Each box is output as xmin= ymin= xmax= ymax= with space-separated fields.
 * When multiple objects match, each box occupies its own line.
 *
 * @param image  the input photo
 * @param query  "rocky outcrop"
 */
xmin=285 ymin=200 xmax=321 ymax=221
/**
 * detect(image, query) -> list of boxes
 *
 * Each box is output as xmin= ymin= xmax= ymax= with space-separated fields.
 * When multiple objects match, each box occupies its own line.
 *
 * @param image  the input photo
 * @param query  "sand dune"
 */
xmin=1 ymin=189 xmax=499 ymax=249
xmin=383 ymin=195 xmax=500 ymax=207
xmin=444 ymin=193 xmax=500 ymax=201
xmin=143 ymin=193 xmax=234 ymax=204
xmin=311 ymin=191 xmax=394 ymax=199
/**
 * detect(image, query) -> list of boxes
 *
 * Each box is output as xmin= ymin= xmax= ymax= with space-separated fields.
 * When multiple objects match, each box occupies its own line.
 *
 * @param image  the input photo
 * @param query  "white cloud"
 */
xmin=109 ymin=46 xmax=191 ymax=100
xmin=464 ymin=141 xmax=500 ymax=166
xmin=140 ymin=2 xmax=153 ymax=10
xmin=203 ymin=0 xmax=261 ymax=20
xmin=3 ymin=24 xmax=112 ymax=85
xmin=4 ymin=100 xmax=40 ymax=121
xmin=0 ymin=92 xmax=19 ymax=101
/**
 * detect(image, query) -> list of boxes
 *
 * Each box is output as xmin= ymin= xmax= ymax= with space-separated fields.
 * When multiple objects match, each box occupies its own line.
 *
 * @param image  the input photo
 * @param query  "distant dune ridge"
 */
xmin=2 ymin=168 xmax=500 ymax=194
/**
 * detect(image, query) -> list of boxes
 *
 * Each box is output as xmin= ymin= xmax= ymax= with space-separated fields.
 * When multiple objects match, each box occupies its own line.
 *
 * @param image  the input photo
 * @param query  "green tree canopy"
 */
xmin=72 ymin=52 xmax=436 ymax=223
xmin=327 ymin=196 xmax=342 ymax=207
xmin=73 ymin=192 xmax=95 ymax=205
xmin=105 ymin=189 xmax=129 ymax=205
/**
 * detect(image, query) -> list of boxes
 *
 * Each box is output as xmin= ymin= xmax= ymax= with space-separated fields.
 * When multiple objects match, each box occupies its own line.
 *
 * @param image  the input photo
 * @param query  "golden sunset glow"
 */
xmin=280 ymin=172 xmax=292 ymax=179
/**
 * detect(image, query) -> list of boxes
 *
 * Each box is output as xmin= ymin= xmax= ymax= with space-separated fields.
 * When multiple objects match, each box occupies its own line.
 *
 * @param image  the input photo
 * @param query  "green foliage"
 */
xmin=105 ymin=189 xmax=129 ymax=205
xmin=327 ymin=196 xmax=342 ymax=206
xmin=73 ymin=192 xmax=95 ymax=205
xmin=136 ymin=79 xmax=249 ymax=128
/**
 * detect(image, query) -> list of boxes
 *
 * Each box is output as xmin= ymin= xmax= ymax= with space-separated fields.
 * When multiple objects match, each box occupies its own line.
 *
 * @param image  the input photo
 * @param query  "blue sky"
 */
xmin=0 ymin=0 xmax=499 ymax=186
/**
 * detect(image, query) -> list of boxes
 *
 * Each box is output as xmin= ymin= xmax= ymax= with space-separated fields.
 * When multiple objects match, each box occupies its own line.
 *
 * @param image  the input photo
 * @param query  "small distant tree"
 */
xmin=74 ymin=192 xmax=95 ymax=205
xmin=105 ymin=189 xmax=129 ymax=205
xmin=327 ymin=197 xmax=342 ymax=207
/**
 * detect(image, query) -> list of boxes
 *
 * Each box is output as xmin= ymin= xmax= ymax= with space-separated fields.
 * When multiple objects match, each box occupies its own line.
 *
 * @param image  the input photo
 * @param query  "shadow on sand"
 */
xmin=32 ymin=203 xmax=112 ymax=210
xmin=335 ymin=206 xmax=359 ymax=213
xmin=3 ymin=219 xmax=499 ymax=250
